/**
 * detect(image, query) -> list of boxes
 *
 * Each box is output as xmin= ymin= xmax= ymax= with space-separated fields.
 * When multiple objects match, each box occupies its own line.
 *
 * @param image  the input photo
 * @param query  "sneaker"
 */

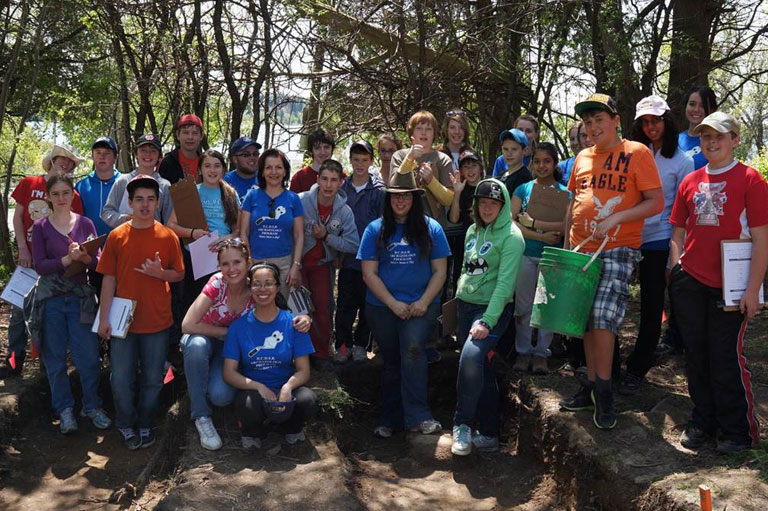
xmin=531 ymin=356 xmax=549 ymax=375
xmin=618 ymin=372 xmax=644 ymax=396
xmin=0 ymin=361 xmax=23 ymax=379
xmin=373 ymin=426 xmax=393 ymax=438
xmin=472 ymin=431 xmax=500 ymax=452
xmin=242 ymin=436 xmax=262 ymax=449
xmin=512 ymin=354 xmax=531 ymax=372
xmin=334 ymin=346 xmax=351 ymax=363
xmin=680 ymin=425 xmax=709 ymax=449
xmin=410 ymin=419 xmax=442 ymax=435
xmin=285 ymin=430 xmax=306 ymax=444
xmin=352 ymin=346 xmax=368 ymax=363
xmin=120 ymin=428 xmax=142 ymax=450
xmin=139 ymin=430 xmax=156 ymax=449
xmin=59 ymin=407 xmax=78 ymax=435
xmin=81 ymin=408 xmax=111 ymax=429
xmin=451 ymin=424 xmax=472 ymax=456
xmin=426 ymin=346 xmax=441 ymax=364
xmin=591 ymin=390 xmax=617 ymax=430
xmin=716 ymin=438 xmax=751 ymax=454
xmin=559 ymin=383 xmax=595 ymax=411
xmin=195 ymin=416 xmax=223 ymax=451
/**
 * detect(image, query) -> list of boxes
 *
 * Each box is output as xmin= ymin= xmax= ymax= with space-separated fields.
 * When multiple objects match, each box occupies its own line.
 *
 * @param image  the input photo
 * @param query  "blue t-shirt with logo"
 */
xmin=241 ymin=188 xmax=304 ymax=258
xmin=678 ymin=131 xmax=708 ymax=170
xmin=198 ymin=183 xmax=239 ymax=236
xmin=513 ymin=181 xmax=571 ymax=258
xmin=223 ymin=309 xmax=314 ymax=391
xmin=356 ymin=216 xmax=451 ymax=306
xmin=224 ymin=170 xmax=258 ymax=202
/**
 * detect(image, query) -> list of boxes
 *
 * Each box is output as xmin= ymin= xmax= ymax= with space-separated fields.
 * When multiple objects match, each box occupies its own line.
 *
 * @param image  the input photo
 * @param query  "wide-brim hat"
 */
xmin=42 ymin=144 xmax=84 ymax=172
xmin=386 ymin=170 xmax=425 ymax=194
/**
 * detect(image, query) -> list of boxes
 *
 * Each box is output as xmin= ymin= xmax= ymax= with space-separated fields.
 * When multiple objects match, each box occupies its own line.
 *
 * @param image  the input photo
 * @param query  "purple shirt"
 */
xmin=31 ymin=214 xmax=99 ymax=285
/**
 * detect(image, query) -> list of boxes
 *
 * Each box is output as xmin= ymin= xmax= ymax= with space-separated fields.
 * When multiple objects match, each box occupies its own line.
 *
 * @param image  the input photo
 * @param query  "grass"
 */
xmin=317 ymin=383 xmax=355 ymax=419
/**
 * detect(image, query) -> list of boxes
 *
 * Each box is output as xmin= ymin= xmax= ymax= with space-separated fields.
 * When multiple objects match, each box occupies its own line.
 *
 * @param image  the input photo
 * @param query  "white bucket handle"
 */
xmin=572 ymin=230 xmax=615 ymax=272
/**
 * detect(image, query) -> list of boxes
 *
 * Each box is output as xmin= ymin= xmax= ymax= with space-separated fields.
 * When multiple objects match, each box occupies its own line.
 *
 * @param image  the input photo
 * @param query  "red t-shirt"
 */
xmin=179 ymin=152 xmax=200 ymax=182
xmin=289 ymin=165 xmax=318 ymax=194
xmin=670 ymin=162 xmax=768 ymax=288
xmin=11 ymin=175 xmax=84 ymax=245
xmin=303 ymin=202 xmax=333 ymax=268
xmin=97 ymin=221 xmax=185 ymax=333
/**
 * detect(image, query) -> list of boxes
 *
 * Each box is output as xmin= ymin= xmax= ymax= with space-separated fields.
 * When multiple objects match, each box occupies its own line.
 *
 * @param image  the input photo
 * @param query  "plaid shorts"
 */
xmin=587 ymin=246 xmax=642 ymax=335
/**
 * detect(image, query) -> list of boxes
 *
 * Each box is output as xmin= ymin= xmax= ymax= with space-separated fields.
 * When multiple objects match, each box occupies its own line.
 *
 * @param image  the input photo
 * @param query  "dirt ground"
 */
xmin=1 ymin=294 xmax=767 ymax=510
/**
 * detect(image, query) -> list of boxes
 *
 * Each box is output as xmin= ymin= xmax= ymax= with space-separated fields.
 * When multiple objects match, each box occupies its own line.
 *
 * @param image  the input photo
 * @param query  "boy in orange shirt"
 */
xmin=560 ymin=94 xmax=664 ymax=429
xmin=97 ymin=175 xmax=184 ymax=449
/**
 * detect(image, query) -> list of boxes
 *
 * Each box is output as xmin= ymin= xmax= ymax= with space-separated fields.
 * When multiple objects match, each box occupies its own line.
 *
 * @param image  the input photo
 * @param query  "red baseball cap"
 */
xmin=176 ymin=114 xmax=203 ymax=130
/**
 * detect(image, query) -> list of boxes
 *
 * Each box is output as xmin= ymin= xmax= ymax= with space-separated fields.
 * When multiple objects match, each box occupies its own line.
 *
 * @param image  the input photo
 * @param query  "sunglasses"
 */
xmin=447 ymin=110 xmax=467 ymax=117
xmin=215 ymin=237 xmax=248 ymax=253
xmin=268 ymin=198 xmax=276 ymax=218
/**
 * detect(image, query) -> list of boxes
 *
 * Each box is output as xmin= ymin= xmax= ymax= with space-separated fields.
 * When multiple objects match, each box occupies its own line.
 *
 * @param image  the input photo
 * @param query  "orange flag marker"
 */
xmin=163 ymin=366 xmax=175 ymax=384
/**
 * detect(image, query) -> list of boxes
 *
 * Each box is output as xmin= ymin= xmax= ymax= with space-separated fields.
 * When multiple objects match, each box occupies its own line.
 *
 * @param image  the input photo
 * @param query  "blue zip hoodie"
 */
xmin=75 ymin=168 xmax=119 ymax=237
xmin=340 ymin=174 xmax=385 ymax=270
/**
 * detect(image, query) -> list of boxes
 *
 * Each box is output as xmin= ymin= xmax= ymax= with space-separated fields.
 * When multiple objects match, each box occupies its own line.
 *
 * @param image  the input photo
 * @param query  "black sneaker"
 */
xmin=0 ymin=361 xmax=23 ymax=379
xmin=139 ymin=431 xmax=156 ymax=449
xmin=124 ymin=433 xmax=142 ymax=450
xmin=680 ymin=425 xmax=708 ymax=449
xmin=559 ymin=383 xmax=595 ymax=411
xmin=592 ymin=390 xmax=617 ymax=430
xmin=716 ymin=438 xmax=751 ymax=454
xmin=618 ymin=372 xmax=644 ymax=396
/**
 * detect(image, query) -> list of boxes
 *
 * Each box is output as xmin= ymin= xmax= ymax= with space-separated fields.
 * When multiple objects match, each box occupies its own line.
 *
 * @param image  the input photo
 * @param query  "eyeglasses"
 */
xmin=252 ymin=281 xmax=277 ymax=290
xmin=379 ymin=149 xmax=395 ymax=154
xmin=268 ymin=198 xmax=276 ymax=218
xmin=447 ymin=110 xmax=467 ymax=117
xmin=238 ymin=151 xmax=259 ymax=158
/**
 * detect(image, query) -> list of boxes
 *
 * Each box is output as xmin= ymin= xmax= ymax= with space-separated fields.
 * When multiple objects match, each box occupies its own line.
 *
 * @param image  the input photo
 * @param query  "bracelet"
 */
xmin=532 ymin=219 xmax=535 ymax=229
xmin=292 ymin=260 xmax=303 ymax=269
xmin=191 ymin=228 xmax=196 ymax=237
xmin=478 ymin=320 xmax=491 ymax=330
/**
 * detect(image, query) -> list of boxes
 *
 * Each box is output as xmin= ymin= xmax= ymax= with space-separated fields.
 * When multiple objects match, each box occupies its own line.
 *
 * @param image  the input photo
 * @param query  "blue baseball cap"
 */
xmin=498 ymin=128 xmax=528 ymax=148
xmin=230 ymin=136 xmax=262 ymax=156
xmin=350 ymin=140 xmax=374 ymax=157
xmin=262 ymin=399 xmax=297 ymax=424
xmin=92 ymin=136 xmax=119 ymax=154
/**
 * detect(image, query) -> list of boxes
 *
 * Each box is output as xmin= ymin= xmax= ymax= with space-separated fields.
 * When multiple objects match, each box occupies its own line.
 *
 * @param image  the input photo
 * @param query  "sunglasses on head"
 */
xmin=447 ymin=110 xmax=467 ymax=117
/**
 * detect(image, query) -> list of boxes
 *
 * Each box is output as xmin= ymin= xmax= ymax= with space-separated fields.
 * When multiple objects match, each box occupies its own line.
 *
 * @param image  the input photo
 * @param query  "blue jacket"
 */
xmin=340 ymin=175 xmax=385 ymax=270
xmin=75 ymin=169 xmax=119 ymax=237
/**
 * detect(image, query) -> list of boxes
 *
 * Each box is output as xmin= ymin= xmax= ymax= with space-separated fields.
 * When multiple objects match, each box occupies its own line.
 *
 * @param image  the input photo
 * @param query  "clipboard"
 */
xmin=62 ymin=234 xmax=107 ymax=278
xmin=441 ymin=298 xmax=457 ymax=336
xmin=169 ymin=177 xmax=208 ymax=245
xmin=0 ymin=266 xmax=39 ymax=308
xmin=91 ymin=297 xmax=137 ymax=338
xmin=720 ymin=239 xmax=765 ymax=311
xmin=525 ymin=183 xmax=570 ymax=223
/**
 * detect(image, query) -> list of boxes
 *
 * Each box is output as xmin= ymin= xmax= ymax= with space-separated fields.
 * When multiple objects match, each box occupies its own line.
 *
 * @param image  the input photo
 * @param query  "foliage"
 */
xmin=316 ymin=383 xmax=355 ymax=420
xmin=750 ymin=146 xmax=768 ymax=182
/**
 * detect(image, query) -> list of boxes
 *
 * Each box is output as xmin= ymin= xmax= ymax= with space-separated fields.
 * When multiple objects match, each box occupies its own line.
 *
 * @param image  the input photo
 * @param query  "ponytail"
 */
xmin=219 ymin=180 xmax=240 ymax=230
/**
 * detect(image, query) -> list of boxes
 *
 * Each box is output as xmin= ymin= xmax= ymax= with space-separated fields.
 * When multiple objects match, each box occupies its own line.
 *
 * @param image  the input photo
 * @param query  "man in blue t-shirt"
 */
xmin=225 ymin=137 xmax=261 ymax=201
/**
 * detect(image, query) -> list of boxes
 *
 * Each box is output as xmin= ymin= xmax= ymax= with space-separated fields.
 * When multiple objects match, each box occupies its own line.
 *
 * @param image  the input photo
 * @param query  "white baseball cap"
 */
xmin=634 ymin=95 xmax=670 ymax=120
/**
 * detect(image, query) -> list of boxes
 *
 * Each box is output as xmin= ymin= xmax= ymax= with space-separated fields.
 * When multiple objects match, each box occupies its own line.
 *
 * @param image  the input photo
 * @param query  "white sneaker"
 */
xmin=451 ymin=424 xmax=472 ymax=456
xmin=194 ymin=416 xmax=222 ymax=450
xmin=352 ymin=346 xmax=368 ymax=362
xmin=241 ymin=436 xmax=261 ymax=449
xmin=285 ymin=430 xmax=306 ymax=444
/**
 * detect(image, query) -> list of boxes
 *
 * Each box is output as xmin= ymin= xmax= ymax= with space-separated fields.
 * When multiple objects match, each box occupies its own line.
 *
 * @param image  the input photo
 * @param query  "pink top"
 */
xmin=200 ymin=272 xmax=255 ymax=326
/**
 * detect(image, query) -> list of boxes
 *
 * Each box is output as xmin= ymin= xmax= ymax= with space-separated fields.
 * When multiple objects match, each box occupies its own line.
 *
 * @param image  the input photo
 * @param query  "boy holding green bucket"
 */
xmin=560 ymin=93 xmax=664 ymax=430
xmin=668 ymin=112 xmax=768 ymax=453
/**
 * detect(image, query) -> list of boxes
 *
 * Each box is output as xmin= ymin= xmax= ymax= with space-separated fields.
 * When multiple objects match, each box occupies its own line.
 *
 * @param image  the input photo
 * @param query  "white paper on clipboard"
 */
xmin=0 ymin=266 xmax=39 ymax=308
xmin=92 ymin=297 xmax=136 ymax=339
xmin=722 ymin=240 xmax=765 ymax=308
xmin=189 ymin=231 xmax=220 ymax=281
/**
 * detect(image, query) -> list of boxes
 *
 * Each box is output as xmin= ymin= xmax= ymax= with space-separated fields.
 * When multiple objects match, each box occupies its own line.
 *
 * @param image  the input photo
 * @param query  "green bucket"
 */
xmin=530 ymin=246 xmax=603 ymax=338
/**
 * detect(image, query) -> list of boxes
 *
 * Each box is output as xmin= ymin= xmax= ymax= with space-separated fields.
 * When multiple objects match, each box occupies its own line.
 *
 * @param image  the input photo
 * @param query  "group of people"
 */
xmin=4 ymin=84 xmax=766 ymax=458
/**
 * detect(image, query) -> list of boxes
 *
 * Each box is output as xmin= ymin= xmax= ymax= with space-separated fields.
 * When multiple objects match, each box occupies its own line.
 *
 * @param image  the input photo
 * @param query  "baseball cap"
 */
xmin=692 ymin=111 xmax=740 ymax=137
xmin=230 ymin=136 xmax=262 ymax=155
xmin=458 ymin=150 xmax=483 ymax=167
xmin=126 ymin=174 xmax=160 ymax=196
xmin=634 ymin=95 xmax=670 ymax=120
xmin=135 ymin=134 xmax=162 ymax=152
xmin=91 ymin=136 xmax=119 ymax=154
xmin=474 ymin=179 xmax=505 ymax=203
xmin=499 ymin=128 xmax=528 ymax=148
xmin=176 ymin=114 xmax=203 ymax=130
xmin=350 ymin=140 xmax=374 ymax=157
xmin=575 ymin=93 xmax=618 ymax=118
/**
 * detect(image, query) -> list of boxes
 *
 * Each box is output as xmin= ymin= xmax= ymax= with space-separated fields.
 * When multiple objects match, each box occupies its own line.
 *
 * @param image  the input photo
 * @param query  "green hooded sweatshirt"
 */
xmin=455 ymin=178 xmax=525 ymax=328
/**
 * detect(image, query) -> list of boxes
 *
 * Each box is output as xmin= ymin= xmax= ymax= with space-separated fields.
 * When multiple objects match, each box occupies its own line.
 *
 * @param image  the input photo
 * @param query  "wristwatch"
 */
xmin=292 ymin=260 xmax=303 ymax=269
xmin=478 ymin=320 xmax=491 ymax=330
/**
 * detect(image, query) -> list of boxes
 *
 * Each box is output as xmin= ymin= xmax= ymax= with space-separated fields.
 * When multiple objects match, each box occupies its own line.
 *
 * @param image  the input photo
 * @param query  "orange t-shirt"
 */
xmin=567 ymin=139 xmax=661 ymax=252
xmin=97 ymin=221 xmax=184 ymax=333
xmin=179 ymin=152 xmax=200 ymax=182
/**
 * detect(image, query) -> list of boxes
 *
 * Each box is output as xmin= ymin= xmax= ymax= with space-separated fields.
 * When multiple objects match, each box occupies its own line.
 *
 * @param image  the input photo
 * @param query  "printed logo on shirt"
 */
xmin=577 ymin=151 xmax=633 ymax=193
xmin=465 ymin=237 xmax=477 ymax=251
xmin=248 ymin=330 xmax=284 ymax=358
xmin=465 ymin=257 xmax=489 ymax=275
xmin=693 ymin=182 xmax=727 ymax=226
xmin=386 ymin=236 xmax=410 ymax=252
xmin=27 ymin=199 xmax=51 ymax=239
xmin=478 ymin=241 xmax=493 ymax=256
xmin=685 ymin=146 xmax=702 ymax=158
xmin=254 ymin=206 xmax=287 ymax=226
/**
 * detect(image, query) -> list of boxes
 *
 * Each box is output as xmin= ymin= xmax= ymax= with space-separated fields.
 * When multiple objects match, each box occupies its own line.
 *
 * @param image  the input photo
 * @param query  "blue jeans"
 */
xmin=180 ymin=334 xmax=236 ymax=419
xmin=110 ymin=330 xmax=169 ymax=429
xmin=41 ymin=295 xmax=102 ymax=414
xmin=365 ymin=302 xmax=440 ymax=430
xmin=454 ymin=300 xmax=514 ymax=437
xmin=7 ymin=305 xmax=28 ymax=363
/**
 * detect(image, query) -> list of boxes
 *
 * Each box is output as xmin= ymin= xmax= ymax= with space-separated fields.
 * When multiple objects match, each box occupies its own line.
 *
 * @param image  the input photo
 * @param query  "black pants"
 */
xmin=669 ymin=266 xmax=759 ymax=446
xmin=626 ymin=249 xmax=668 ymax=377
xmin=334 ymin=268 xmax=371 ymax=349
xmin=234 ymin=386 xmax=317 ymax=438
